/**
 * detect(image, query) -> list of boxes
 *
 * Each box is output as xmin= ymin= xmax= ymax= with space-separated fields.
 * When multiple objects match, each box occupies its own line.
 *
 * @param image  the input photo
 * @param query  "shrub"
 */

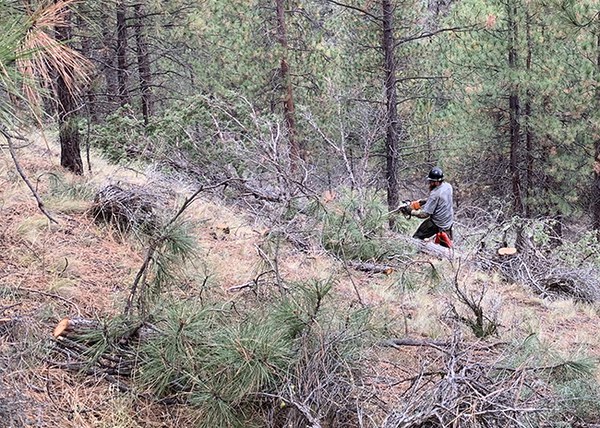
xmin=317 ymin=190 xmax=412 ymax=262
xmin=131 ymin=280 xmax=380 ymax=427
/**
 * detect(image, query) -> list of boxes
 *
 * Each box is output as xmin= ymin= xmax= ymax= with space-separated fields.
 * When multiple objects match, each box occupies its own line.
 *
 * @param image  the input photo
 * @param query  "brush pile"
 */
xmin=89 ymin=184 xmax=165 ymax=234
xmin=478 ymin=242 xmax=600 ymax=302
xmin=380 ymin=337 xmax=591 ymax=427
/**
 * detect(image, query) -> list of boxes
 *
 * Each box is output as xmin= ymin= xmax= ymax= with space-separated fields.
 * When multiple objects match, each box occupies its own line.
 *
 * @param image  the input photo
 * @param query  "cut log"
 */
xmin=349 ymin=261 xmax=394 ymax=275
xmin=52 ymin=317 xmax=70 ymax=338
xmin=52 ymin=317 xmax=100 ymax=338
xmin=52 ymin=316 xmax=158 ymax=341
xmin=497 ymin=247 xmax=517 ymax=256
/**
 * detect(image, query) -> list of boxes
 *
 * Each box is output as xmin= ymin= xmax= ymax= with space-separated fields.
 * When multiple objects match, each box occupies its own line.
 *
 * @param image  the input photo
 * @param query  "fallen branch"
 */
xmin=0 ymin=126 xmax=58 ymax=224
xmin=379 ymin=338 xmax=449 ymax=349
xmin=227 ymin=270 xmax=275 ymax=292
xmin=1 ymin=302 xmax=22 ymax=314
xmin=16 ymin=287 xmax=80 ymax=316
xmin=260 ymin=392 xmax=323 ymax=428
xmin=348 ymin=261 xmax=394 ymax=275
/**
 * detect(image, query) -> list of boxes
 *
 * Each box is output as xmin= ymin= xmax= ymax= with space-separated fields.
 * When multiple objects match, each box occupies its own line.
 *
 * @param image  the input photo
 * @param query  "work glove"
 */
xmin=399 ymin=202 xmax=412 ymax=216
xmin=410 ymin=200 xmax=422 ymax=210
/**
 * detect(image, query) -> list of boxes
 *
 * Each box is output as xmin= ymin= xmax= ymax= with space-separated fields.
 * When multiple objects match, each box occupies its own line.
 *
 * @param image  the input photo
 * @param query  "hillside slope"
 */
xmin=2 ymin=131 xmax=600 ymax=427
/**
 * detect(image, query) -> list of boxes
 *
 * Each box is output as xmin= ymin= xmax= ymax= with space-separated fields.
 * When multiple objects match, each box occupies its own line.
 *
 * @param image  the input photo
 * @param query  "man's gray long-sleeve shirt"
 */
xmin=422 ymin=182 xmax=454 ymax=230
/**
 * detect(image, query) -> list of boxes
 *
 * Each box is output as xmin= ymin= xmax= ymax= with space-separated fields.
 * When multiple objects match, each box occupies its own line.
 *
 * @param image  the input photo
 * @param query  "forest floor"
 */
xmin=2 ymin=130 xmax=600 ymax=427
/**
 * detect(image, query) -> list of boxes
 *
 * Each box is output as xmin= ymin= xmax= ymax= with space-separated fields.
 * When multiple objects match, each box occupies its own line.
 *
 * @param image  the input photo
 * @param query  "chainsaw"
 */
xmin=389 ymin=200 xmax=414 ymax=218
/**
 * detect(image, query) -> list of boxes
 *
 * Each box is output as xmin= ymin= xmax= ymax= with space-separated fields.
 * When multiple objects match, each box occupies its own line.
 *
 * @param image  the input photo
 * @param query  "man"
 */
xmin=401 ymin=167 xmax=454 ymax=247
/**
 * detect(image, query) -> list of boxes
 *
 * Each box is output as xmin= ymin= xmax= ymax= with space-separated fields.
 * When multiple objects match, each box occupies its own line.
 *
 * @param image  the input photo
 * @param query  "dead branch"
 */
xmin=90 ymin=184 xmax=162 ymax=234
xmin=0 ymin=126 xmax=58 ymax=224
xmin=379 ymin=336 xmax=562 ymax=428
xmin=16 ymin=286 xmax=80 ymax=316
xmin=477 ymin=242 xmax=600 ymax=302
xmin=227 ymin=270 xmax=276 ymax=293
xmin=349 ymin=261 xmax=394 ymax=275
xmin=0 ymin=302 xmax=22 ymax=314
xmin=125 ymin=180 xmax=231 ymax=316
xmin=379 ymin=338 xmax=449 ymax=349
xmin=261 ymin=393 xmax=323 ymax=428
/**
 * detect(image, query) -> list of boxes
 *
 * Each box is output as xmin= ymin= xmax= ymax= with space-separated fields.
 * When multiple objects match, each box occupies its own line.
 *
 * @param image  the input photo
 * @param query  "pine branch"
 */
xmin=125 ymin=179 xmax=231 ymax=317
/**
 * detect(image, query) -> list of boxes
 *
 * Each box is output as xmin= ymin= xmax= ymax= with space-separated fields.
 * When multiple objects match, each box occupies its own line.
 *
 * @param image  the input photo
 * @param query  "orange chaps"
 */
xmin=434 ymin=231 xmax=453 ymax=248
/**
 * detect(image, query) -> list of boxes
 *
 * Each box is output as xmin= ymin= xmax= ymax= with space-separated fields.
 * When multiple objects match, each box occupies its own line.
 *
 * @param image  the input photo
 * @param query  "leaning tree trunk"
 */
xmin=383 ymin=0 xmax=401 ymax=227
xmin=55 ymin=2 xmax=83 ymax=175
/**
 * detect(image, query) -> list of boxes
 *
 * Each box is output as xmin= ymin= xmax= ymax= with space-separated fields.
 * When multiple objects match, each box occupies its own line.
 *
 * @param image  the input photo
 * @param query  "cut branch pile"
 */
xmin=89 ymin=184 xmax=165 ymax=234
xmin=477 ymin=244 xmax=600 ymax=302
xmin=379 ymin=338 xmax=569 ymax=428
xmin=50 ymin=317 xmax=157 ymax=384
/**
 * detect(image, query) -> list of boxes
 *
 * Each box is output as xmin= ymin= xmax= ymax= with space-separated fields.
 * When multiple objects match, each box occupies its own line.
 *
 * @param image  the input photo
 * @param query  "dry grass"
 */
xmin=3 ymin=131 xmax=600 ymax=426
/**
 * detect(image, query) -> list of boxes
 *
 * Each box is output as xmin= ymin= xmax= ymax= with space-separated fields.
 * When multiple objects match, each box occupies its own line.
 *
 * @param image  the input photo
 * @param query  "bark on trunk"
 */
xmin=77 ymin=9 xmax=98 ymax=125
xmin=507 ymin=0 xmax=523 ymax=215
xmin=55 ymin=2 xmax=83 ymax=175
xmin=102 ymin=6 xmax=118 ymax=105
xmin=133 ymin=2 xmax=153 ymax=125
xmin=592 ymin=19 xmax=600 ymax=240
xmin=383 ymin=0 xmax=400 ymax=226
xmin=116 ymin=0 xmax=130 ymax=107
xmin=275 ymin=0 xmax=301 ymax=172
xmin=524 ymin=6 xmax=533 ymax=218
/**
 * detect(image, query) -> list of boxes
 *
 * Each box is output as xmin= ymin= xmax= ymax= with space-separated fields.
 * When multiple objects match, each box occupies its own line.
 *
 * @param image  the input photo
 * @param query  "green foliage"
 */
xmin=554 ymin=378 xmax=600 ymax=422
xmin=496 ymin=335 xmax=600 ymax=423
xmin=0 ymin=3 xmax=25 ymax=122
xmin=89 ymin=107 xmax=147 ymax=162
xmin=398 ymin=261 xmax=441 ymax=292
xmin=131 ymin=279 xmax=379 ymax=427
xmin=316 ymin=191 xmax=411 ymax=261
xmin=271 ymin=279 xmax=334 ymax=340
xmin=430 ymin=0 xmax=598 ymax=218
xmin=140 ymin=218 xmax=199 ymax=311
xmin=558 ymin=231 xmax=600 ymax=267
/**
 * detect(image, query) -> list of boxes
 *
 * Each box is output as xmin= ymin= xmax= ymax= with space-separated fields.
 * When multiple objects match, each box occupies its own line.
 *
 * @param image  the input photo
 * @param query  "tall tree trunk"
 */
xmin=507 ymin=0 xmax=523 ymax=215
xmin=275 ymin=0 xmax=301 ymax=172
xmin=116 ymin=0 xmax=130 ymax=107
xmin=55 ymin=2 xmax=83 ymax=175
xmin=77 ymin=8 xmax=98 ymax=125
xmin=592 ymin=16 xmax=600 ymax=238
xmin=524 ymin=5 xmax=533 ymax=218
xmin=101 ymin=6 xmax=118 ymax=106
xmin=383 ymin=0 xmax=400 ymax=225
xmin=133 ymin=1 xmax=153 ymax=125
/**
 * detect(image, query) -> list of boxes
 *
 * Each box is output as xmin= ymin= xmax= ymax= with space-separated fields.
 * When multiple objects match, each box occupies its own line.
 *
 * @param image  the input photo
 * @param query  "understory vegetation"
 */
xmin=3 ymin=0 xmax=600 ymax=426
xmin=1 ymin=153 xmax=594 ymax=426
